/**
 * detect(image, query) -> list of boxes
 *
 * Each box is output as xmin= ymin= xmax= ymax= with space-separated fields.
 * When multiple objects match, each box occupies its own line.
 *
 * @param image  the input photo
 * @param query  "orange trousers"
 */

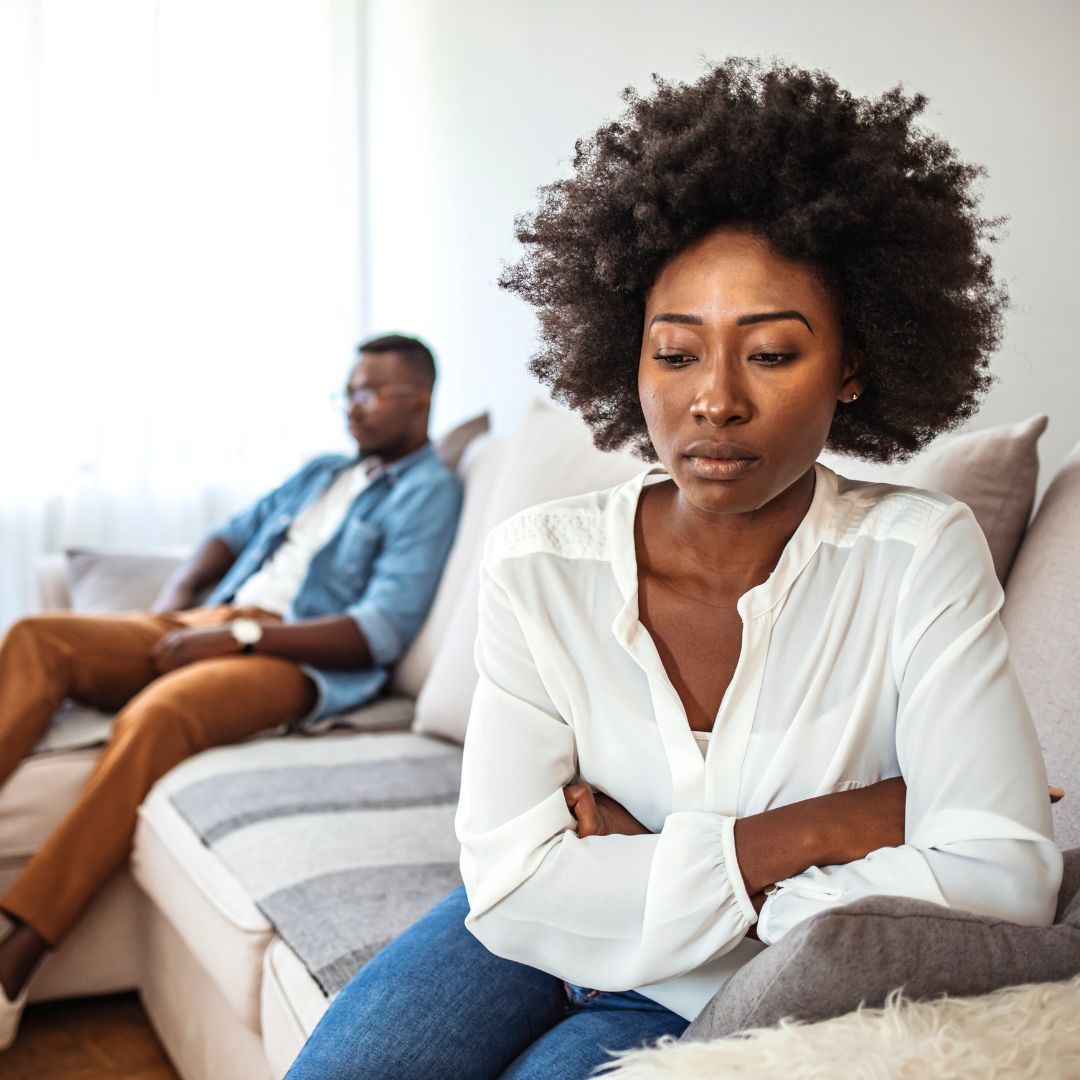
xmin=0 ymin=607 xmax=316 ymax=945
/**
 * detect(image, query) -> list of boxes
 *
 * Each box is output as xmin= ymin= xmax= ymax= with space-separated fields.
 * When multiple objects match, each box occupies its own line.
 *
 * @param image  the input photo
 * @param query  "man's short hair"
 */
xmin=358 ymin=334 xmax=436 ymax=388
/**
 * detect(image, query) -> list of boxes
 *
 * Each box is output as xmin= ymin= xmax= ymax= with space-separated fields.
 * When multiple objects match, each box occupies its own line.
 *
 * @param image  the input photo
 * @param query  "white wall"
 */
xmin=363 ymin=0 xmax=1080 ymax=494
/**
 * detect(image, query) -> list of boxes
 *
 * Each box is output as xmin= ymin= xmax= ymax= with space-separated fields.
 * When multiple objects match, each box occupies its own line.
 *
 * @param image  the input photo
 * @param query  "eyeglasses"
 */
xmin=333 ymin=384 xmax=427 ymax=410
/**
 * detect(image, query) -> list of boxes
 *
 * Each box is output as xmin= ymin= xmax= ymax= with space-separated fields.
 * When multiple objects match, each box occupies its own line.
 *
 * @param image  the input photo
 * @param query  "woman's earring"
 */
xmin=848 ymin=391 xmax=860 ymax=403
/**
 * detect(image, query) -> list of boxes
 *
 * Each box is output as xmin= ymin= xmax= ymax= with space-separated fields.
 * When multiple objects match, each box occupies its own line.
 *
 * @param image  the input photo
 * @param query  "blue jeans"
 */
xmin=285 ymin=884 xmax=688 ymax=1079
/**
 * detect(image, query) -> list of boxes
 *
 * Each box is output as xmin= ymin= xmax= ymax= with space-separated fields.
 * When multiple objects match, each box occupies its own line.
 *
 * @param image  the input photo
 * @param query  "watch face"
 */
xmin=232 ymin=619 xmax=263 ymax=646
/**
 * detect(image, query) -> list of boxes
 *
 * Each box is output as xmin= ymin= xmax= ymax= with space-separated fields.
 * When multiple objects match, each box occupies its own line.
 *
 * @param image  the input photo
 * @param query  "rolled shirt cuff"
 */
xmin=347 ymin=602 xmax=402 ymax=667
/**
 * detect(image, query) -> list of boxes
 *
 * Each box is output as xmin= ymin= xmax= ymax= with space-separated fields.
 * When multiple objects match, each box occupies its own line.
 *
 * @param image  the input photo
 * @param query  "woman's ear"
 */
xmin=838 ymin=347 xmax=868 ymax=404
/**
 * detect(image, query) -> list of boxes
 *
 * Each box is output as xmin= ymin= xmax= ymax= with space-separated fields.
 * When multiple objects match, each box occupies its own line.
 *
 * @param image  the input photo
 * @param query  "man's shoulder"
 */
xmin=387 ymin=445 xmax=461 ymax=498
xmin=302 ymin=452 xmax=355 ymax=473
xmin=274 ymin=453 xmax=354 ymax=490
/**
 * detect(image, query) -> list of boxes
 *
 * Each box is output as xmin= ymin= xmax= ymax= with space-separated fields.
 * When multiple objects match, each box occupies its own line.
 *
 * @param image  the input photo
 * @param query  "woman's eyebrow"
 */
xmin=736 ymin=310 xmax=814 ymax=333
xmin=649 ymin=310 xmax=814 ymax=333
xmin=649 ymin=312 xmax=703 ymax=327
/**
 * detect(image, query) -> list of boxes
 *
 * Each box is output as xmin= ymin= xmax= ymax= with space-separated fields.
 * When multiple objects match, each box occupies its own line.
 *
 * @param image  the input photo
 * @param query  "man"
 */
xmin=0 ymin=334 xmax=462 ymax=1045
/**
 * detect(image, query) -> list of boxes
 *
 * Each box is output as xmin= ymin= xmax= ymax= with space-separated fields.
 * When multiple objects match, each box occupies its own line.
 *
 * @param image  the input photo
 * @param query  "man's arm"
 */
xmin=152 ymin=457 xmax=330 ymax=613
xmin=154 ymin=466 xmax=462 ymax=675
xmin=151 ymin=537 xmax=237 ymax=613
xmin=152 ymin=615 xmax=371 ymax=673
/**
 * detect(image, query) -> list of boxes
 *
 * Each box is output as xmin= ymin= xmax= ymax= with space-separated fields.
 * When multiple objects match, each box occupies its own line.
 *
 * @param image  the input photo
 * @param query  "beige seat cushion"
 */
xmin=134 ymin=740 xmax=313 ymax=1031
xmin=1003 ymin=438 xmax=1080 ymax=848
xmin=0 ymin=744 xmax=103 ymax=859
xmin=133 ymin=728 xmax=443 ymax=1033
xmin=392 ymin=435 xmax=508 ymax=698
xmin=820 ymin=414 xmax=1047 ymax=583
xmin=411 ymin=402 xmax=646 ymax=744
xmin=0 ymin=745 xmax=145 ymax=1003
xmin=261 ymin=937 xmax=329 ymax=1078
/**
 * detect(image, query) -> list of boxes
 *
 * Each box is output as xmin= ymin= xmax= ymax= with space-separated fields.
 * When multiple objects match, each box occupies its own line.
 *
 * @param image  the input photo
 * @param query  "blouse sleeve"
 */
xmin=757 ymin=500 xmax=1063 ymax=945
xmin=455 ymin=547 xmax=758 ymax=990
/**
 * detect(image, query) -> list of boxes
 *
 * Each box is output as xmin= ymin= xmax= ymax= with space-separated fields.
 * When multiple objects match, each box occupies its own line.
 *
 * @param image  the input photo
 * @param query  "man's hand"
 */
xmin=152 ymin=627 xmax=238 ymax=674
xmin=564 ymin=783 xmax=650 ymax=838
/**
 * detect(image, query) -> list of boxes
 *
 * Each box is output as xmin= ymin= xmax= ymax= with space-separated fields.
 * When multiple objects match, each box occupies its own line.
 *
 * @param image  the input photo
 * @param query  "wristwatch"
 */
xmin=229 ymin=618 xmax=264 ymax=654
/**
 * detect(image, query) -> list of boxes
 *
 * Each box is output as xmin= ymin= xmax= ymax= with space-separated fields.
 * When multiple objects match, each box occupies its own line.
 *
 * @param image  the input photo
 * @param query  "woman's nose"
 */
xmin=689 ymin=357 xmax=751 ymax=426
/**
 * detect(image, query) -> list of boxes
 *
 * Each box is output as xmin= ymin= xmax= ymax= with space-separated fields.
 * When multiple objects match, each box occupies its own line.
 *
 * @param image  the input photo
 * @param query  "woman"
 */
xmin=287 ymin=59 xmax=1060 ymax=1079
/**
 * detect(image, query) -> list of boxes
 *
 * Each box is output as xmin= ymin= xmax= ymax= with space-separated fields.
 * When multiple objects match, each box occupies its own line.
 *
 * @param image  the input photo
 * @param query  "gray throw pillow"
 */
xmin=66 ymin=549 xmax=185 ymax=613
xmin=685 ymin=847 xmax=1080 ymax=1042
xmin=434 ymin=411 xmax=490 ymax=473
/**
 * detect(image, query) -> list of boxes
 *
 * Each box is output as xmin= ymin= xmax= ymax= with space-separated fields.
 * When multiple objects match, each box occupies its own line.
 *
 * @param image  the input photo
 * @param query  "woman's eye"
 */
xmin=653 ymin=352 xmax=696 ymax=367
xmin=751 ymin=353 xmax=797 ymax=366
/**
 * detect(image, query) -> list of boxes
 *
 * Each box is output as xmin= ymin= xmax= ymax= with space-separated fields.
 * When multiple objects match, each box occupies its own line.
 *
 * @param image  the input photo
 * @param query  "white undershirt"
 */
xmin=232 ymin=463 xmax=371 ymax=616
xmin=455 ymin=463 xmax=1059 ymax=1021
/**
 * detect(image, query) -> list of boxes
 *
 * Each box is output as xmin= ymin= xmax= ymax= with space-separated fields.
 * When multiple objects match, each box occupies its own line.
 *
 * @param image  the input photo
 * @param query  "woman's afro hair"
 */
xmin=499 ymin=58 xmax=1006 ymax=462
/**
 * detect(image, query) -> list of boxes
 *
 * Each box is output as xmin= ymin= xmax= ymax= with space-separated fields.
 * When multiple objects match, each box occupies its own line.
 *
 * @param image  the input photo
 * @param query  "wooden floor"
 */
xmin=0 ymin=992 xmax=179 ymax=1080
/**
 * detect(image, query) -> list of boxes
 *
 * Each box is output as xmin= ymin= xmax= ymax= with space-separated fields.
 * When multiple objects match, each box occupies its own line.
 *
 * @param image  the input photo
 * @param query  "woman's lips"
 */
xmin=685 ymin=455 xmax=761 ymax=480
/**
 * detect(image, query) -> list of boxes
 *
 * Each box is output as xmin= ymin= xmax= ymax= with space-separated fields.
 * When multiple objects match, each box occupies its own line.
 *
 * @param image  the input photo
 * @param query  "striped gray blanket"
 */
xmin=168 ymin=731 xmax=463 ymax=997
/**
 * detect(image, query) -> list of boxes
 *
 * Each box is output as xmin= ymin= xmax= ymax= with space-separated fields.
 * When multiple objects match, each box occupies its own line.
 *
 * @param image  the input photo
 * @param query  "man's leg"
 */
xmin=286 ymin=885 xmax=569 ymax=1080
xmin=1 ymin=653 xmax=315 ymax=946
xmin=0 ymin=611 xmax=183 ymax=787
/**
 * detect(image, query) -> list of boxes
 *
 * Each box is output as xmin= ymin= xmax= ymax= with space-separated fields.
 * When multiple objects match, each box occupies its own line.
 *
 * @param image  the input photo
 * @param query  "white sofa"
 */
xmin=3 ymin=403 xmax=1077 ymax=1078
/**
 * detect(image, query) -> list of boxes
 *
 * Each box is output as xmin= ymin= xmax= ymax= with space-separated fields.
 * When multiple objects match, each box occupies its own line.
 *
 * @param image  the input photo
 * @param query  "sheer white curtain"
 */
xmin=0 ymin=0 xmax=365 ymax=629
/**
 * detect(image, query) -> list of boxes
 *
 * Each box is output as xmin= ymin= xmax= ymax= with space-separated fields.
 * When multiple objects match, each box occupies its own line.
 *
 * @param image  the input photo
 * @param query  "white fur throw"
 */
xmin=598 ymin=976 xmax=1080 ymax=1079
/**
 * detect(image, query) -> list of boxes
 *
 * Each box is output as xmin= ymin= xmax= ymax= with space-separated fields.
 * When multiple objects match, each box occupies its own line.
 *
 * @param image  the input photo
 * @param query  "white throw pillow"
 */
xmin=392 ymin=435 xmax=509 ymax=699
xmin=411 ymin=402 xmax=645 ymax=744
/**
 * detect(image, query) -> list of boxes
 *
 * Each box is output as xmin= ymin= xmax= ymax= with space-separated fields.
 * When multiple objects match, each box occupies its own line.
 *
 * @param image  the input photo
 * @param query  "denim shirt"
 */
xmin=204 ymin=442 xmax=462 ymax=724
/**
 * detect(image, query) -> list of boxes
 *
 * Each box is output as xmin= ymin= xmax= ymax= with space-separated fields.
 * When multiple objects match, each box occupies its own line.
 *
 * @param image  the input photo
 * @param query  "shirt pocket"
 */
xmin=327 ymin=518 xmax=383 ymax=597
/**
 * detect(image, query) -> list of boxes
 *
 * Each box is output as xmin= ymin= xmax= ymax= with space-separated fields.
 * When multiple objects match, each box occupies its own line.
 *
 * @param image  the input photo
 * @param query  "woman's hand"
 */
xmin=564 ymin=783 xmax=650 ymax=838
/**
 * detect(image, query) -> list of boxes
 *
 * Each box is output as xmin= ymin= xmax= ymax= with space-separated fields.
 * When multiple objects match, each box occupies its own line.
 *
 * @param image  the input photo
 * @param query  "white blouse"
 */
xmin=455 ymin=463 xmax=1062 ymax=1021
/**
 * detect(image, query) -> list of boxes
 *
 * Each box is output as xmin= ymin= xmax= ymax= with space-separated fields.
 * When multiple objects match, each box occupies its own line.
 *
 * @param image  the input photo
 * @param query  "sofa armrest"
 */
xmin=35 ymin=553 xmax=72 ymax=612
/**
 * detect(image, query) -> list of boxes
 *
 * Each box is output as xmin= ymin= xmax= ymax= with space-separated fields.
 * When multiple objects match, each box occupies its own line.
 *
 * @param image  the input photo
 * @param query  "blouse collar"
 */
xmin=606 ymin=461 xmax=840 ymax=623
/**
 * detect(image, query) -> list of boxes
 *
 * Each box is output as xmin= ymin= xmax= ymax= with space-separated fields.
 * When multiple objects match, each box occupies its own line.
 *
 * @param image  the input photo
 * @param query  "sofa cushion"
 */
xmin=135 ymin=730 xmax=440 ymax=1030
xmin=134 ymin=750 xmax=278 ymax=1031
xmin=433 ymin=410 xmax=490 ymax=472
xmin=29 ymin=702 xmax=113 ymax=756
xmin=0 ymin=745 xmax=103 ymax=858
xmin=684 ymin=849 xmax=1080 ymax=1042
xmin=147 ymin=729 xmax=461 ymax=1016
xmin=301 ymin=695 xmax=416 ymax=736
xmin=820 ymin=414 xmax=1047 ymax=583
xmin=1003 ymin=438 xmax=1080 ymax=849
xmin=261 ymin=937 xmax=330 ymax=1078
xmin=392 ymin=436 xmax=508 ymax=699
xmin=412 ymin=401 xmax=645 ymax=744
